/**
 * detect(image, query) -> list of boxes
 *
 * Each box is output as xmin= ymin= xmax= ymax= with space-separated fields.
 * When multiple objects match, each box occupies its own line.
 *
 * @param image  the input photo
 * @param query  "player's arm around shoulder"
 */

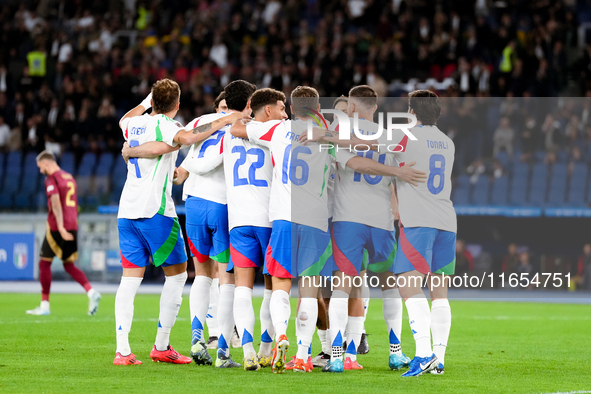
xmin=230 ymin=117 xmax=249 ymax=139
xmin=345 ymin=154 xmax=427 ymax=187
xmin=179 ymin=135 xmax=224 ymax=176
xmin=121 ymin=141 xmax=180 ymax=162
xmin=243 ymin=119 xmax=285 ymax=148
xmin=174 ymin=112 xmax=245 ymax=146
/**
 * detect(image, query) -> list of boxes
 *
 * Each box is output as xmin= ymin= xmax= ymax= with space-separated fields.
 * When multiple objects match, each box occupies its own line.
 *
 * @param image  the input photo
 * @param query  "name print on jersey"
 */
xmin=426 ymin=140 xmax=449 ymax=149
xmin=129 ymin=126 xmax=146 ymax=136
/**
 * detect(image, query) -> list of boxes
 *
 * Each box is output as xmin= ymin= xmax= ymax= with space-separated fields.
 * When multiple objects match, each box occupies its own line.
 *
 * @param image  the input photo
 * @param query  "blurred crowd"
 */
xmin=0 ymin=0 xmax=591 ymax=165
xmin=438 ymin=96 xmax=591 ymax=174
xmin=455 ymin=240 xmax=591 ymax=291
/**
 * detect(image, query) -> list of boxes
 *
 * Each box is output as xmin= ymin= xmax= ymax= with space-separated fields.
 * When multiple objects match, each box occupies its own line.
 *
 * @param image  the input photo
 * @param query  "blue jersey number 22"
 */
xmin=232 ymin=146 xmax=268 ymax=187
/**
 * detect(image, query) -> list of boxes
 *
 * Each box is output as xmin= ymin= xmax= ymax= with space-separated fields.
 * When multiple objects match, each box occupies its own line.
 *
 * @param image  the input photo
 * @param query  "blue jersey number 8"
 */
xmin=427 ymin=154 xmax=445 ymax=194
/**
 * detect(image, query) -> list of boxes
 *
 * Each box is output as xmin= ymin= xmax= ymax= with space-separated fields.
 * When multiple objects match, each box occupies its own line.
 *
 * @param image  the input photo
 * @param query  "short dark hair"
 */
xmin=151 ymin=79 xmax=180 ymax=114
xmin=36 ymin=150 xmax=56 ymax=162
xmin=290 ymin=86 xmax=319 ymax=118
xmin=224 ymin=80 xmax=256 ymax=111
xmin=349 ymin=85 xmax=377 ymax=109
xmin=213 ymin=91 xmax=225 ymax=110
xmin=333 ymin=95 xmax=347 ymax=109
xmin=250 ymin=88 xmax=286 ymax=114
xmin=408 ymin=90 xmax=441 ymax=125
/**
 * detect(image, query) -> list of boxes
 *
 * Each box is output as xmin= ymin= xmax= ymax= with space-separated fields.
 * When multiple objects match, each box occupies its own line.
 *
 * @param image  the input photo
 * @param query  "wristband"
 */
xmin=140 ymin=92 xmax=152 ymax=110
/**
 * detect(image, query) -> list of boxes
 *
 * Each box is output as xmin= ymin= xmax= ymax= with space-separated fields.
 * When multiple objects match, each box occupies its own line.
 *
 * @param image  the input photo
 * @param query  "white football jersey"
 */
xmin=119 ymin=114 xmax=181 ymax=219
xmin=224 ymin=120 xmax=273 ymax=230
xmin=333 ymin=118 xmax=395 ymax=231
xmin=181 ymin=113 xmax=228 ymax=204
xmin=247 ymin=119 xmax=339 ymax=232
xmin=377 ymin=124 xmax=456 ymax=233
xmin=327 ymin=165 xmax=336 ymax=219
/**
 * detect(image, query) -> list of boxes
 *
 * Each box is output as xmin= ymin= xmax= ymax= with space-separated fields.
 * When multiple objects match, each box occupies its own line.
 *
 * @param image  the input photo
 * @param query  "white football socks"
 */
xmin=206 ymin=278 xmax=220 ymax=338
xmin=344 ymin=316 xmax=364 ymax=361
xmin=328 ymin=290 xmax=349 ymax=362
xmin=270 ymin=290 xmax=290 ymax=340
xmin=155 ymin=272 xmax=187 ymax=351
xmin=190 ymin=276 xmax=212 ymax=344
xmin=217 ymin=284 xmax=235 ymax=357
xmin=383 ymin=288 xmax=403 ymax=355
xmin=362 ymin=283 xmax=370 ymax=334
xmin=234 ymin=286 xmax=255 ymax=357
xmin=115 ymin=276 xmax=142 ymax=356
xmin=296 ymin=297 xmax=318 ymax=360
xmin=431 ymin=299 xmax=451 ymax=365
xmin=317 ymin=329 xmax=329 ymax=354
xmin=405 ymin=295 xmax=432 ymax=358
xmin=259 ymin=289 xmax=274 ymax=355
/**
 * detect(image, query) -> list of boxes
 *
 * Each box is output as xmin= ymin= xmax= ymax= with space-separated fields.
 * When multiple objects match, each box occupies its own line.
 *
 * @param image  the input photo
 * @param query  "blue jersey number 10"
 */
xmin=353 ymin=150 xmax=386 ymax=185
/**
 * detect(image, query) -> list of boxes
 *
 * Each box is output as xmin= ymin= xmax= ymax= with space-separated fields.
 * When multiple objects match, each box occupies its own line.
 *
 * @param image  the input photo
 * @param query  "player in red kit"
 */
xmin=26 ymin=151 xmax=101 ymax=316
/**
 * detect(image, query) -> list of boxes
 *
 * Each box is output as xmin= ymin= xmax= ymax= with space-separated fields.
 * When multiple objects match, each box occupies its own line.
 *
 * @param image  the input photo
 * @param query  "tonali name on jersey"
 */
xmin=119 ymin=113 xmax=182 ymax=219
xmin=224 ymin=120 xmax=273 ymax=230
xmin=246 ymin=119 xmax=340 ymax=232
xmin=377 ymin=124 xmax=456 ymax=233
xmin=333 ymin=117 xmax=395 ymax=231
xmin=181 ymin=112 xmax=229 ymax=204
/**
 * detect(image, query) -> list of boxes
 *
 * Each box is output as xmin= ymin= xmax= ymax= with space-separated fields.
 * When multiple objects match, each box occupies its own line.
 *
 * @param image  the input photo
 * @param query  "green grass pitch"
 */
xmin=1 ymin=293 xmax=590 ymax=393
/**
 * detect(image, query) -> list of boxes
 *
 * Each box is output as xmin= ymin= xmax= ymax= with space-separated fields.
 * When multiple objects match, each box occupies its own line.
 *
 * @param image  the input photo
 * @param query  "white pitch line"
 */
xmin=0 ymin=317 xmax=189 ymax=325
xmin=536 ymin=391 xmax=591 ymax=394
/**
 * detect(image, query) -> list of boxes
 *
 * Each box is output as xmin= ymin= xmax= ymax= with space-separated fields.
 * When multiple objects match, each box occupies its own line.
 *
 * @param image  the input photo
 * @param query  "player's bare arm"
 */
xmin=119 ymin=93 xmax=152 ymax=129
xmin=49 ymin=194 xmax=74 ymax=241
xmin=121 ymin=141 xmax=180 ymax=162
xmin=180 ymin=148 xmax=223 ymax=175
xmin=174 ymin=112 xmax=245 ymax=146
xmin=229 ymin=117 xmax=250 ymax=139
xmin=346 ymin=158 xmax=426 ymax=187
xmin=173 ymin=166 xmax=189 ymax=185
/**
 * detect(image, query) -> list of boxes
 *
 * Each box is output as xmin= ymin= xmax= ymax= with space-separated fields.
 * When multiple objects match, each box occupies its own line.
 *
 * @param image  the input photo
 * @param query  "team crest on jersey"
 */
xmin=13 ymin=242 xmax=28 ymax=270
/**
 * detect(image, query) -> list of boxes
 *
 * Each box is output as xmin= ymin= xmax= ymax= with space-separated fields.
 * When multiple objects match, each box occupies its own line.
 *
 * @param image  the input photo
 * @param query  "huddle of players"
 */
xmin=114 ymin=78 xmax=456 ymax=378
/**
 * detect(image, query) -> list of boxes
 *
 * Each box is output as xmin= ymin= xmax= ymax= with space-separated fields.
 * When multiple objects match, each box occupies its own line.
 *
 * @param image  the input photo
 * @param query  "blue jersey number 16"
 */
xmin=282 ymin=145 xmax=311 ymax=185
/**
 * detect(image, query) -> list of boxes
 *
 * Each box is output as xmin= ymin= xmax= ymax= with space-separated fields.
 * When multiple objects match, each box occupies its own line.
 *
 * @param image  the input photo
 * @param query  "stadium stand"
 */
xmin=0 ymin=1 xmax=590 ymax=211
